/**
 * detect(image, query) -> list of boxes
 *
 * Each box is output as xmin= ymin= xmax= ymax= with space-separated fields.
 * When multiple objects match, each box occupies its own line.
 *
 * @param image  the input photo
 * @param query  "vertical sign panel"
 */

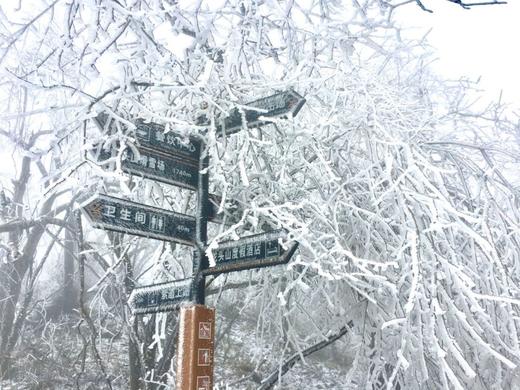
xmin=177 ymin=305 xmax=215 ymax=390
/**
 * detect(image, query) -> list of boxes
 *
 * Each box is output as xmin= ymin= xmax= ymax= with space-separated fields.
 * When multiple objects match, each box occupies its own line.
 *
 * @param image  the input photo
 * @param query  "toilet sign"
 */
xmin=197 ymin=349 xmax=211 ymax=366
xmin=80 ymin=194 xmax=196 ymax=245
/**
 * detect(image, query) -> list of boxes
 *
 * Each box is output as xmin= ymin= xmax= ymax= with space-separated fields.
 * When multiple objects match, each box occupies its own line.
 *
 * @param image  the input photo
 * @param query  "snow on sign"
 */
xmin=204 ymin=229 xmax=298 ymax=276
xmin=95 ymin=114 xmax=201 ymax=163
xmin=97 ymin=146 xmax=199 ymax=191
xmin=81 ymin=194 xmax=196 ymax=245
xmin=128 ymin=278 xmax=192 ymax=315
xmin=214 ymin=90 xmax=306 ymax=136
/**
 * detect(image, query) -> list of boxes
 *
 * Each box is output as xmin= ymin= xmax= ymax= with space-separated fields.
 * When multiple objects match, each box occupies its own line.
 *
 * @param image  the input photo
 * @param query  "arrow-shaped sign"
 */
xmin=81 ymin=194 xmax=196 ymax=245
xmin=128 ymin=278 xmax=192 ymax=315
xmin=204 ymin=229 xmax=298 ymax=276
xmin=213 ymin=90 xmax=305 ymax=136
xmin=94 ymin=114 xmax=201 ymax=163
xmin=97 ymin=146 xmax=199 ymax=191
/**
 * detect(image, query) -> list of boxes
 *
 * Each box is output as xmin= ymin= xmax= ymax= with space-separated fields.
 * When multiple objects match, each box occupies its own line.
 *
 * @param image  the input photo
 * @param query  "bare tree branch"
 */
xmin=257 ymin=321 xmax=354 ymax=390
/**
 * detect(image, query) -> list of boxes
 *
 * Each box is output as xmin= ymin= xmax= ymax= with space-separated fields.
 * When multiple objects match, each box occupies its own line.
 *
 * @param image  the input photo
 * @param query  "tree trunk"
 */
xmin=257 ymin=321 xmax=353 ymax=390
xmin=0 ymin=157 xmax=31 ymax=379
xmin=61 ymin=213 xmax=77 ymax=314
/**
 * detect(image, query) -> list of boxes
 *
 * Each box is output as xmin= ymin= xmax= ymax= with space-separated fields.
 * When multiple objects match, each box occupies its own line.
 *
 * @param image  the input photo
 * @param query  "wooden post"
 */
xmin=176 ymin=305 xmax=215 ymax=390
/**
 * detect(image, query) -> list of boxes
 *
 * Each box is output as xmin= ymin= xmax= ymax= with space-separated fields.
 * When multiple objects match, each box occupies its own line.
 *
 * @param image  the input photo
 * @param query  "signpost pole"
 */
xmin=177 ymin=144 xmax=213 ymax=390
xmin=193 ymin=147 xmax=209 ymax=304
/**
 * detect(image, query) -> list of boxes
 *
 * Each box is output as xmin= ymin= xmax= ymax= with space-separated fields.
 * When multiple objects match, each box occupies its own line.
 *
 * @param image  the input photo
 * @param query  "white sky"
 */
xmin=396 ymin=1 xmax=520 ymax=109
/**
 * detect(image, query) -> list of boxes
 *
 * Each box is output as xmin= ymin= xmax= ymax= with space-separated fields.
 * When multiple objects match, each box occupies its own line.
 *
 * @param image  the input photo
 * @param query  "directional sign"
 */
xmin=215 ymin=90 xmax=305 ymax=136
xmin=95 ymin=114 xmax=201 ymax=163
xmin=128 ymin=278 xmax=192 ymax=315
xmin=204 ymin=229 xmax=298 ymax=275
xmin=81 ymin=194 xmax=196 ymax=245
xmin=97 ymin=146 xmax=199 ymax=191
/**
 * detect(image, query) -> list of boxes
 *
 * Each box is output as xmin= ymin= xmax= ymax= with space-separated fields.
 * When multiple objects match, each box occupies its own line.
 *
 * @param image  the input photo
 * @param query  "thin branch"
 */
xmin=448 ymin=0 xmax=506 ymax=8
xmin=415 ymin=0 xmax=433 ymax=12
xmin=0 ymin=0 xmax=61 ymax=66
xmin=0 ymin=217 xmax=71 ymax=233
xmin=257 ymin=321 xmax=354 ymax=390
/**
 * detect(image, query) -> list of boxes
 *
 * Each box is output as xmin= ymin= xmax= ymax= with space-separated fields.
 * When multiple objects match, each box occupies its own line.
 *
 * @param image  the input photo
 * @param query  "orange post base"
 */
xmin=176 ymin=305 xmax=215 ymax=390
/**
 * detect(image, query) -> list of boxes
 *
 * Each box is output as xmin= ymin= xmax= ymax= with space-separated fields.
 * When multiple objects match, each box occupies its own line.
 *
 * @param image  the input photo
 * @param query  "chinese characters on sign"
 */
xmin=97 ymin=147 xmax=199 ymax=191
xmin=214 ymin=90 xmax=306 ymax=136
xmin=133 ymin=119 xmax=201 ymax=163
xmin=211 ymin=230 xmax=284 ymax=264
xmin=81 ymin=194 xmax=196 ymax=245
xmin=95 ymin=114 xmax=201 ymax=163
xmin=128 ymin=279 xmax=192 ymax=315
xmin=204 ymin=229 xmax=295 ymax=276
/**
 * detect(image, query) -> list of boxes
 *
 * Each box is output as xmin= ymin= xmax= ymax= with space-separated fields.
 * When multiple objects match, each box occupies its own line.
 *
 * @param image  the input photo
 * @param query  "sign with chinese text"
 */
xmin=95 ymin=114 xmax=201 ymax=163
xmin=176 ymin=305 xmax=215 ymax=390
xmin=97 ymin=146 xmax=198 ymax=191
xmin=128 ymin=278 xmax=192 ymax=315
xmin=215 ymin=90 xmax=305 ymax=135
xmin=204 ymin=229 xmax=297 ymax=275
xmin=81 ymin=194 xmax=196 ymax=245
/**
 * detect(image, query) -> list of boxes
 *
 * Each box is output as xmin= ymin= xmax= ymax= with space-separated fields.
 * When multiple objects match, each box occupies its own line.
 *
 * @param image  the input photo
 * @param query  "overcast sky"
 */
xmin=396 ymin=1 xmax=520 ymax=109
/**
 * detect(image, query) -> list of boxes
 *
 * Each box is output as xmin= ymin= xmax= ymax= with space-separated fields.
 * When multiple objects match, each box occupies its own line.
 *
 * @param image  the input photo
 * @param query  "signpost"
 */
xmin=86 ymin=91 xmax=305 ymax=389
xmin=81 ymin=194 xmax=196 ymax=245
xmin=215 ymin=90 xmax=306 ymax=136
xmin=204 ymin=229 xmax=298 ymax=276
xmin=128 ymin=278 xmax=192 ymax=315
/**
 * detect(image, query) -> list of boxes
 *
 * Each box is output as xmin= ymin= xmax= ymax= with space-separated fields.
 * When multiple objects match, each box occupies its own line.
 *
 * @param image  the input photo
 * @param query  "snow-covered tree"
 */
xmin=1 ymin=0 xmax=519 ymax=389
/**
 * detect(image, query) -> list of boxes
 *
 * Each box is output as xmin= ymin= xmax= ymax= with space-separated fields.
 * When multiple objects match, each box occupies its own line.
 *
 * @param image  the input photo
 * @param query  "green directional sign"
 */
xmin=95 ymin=114 xmax=201 ymax=163
xmin=128 ymin=278 xmax=192 ymax=315
xmin=204 ymin=229 xmax=298 ymax=276
xmin=214 ymin=90 xmax=305 ymax=136
xmin=81 ymin=194 xmax=196 ymax=245
xmin=97 ymin=146 xmax=199 ymax=191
